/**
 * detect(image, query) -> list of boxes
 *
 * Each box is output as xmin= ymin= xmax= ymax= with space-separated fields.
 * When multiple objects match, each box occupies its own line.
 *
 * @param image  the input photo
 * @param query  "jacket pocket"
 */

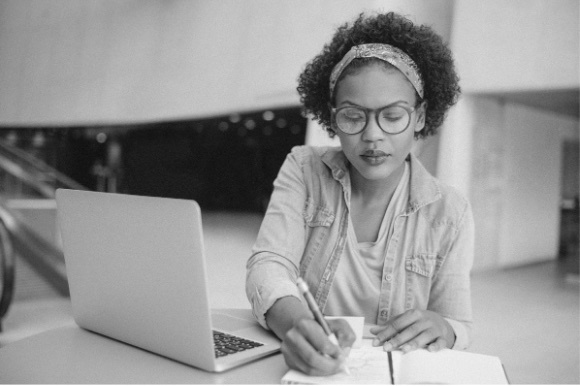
xmin=405 ymin=253 xmax=437 ymax=277
xmin=300 ymin=199 xmax=335 ymax=274
xmin=303 ymin=199 xmax=335 ymax=227
xmin=404 ymin=253 xmax=438 ymax=310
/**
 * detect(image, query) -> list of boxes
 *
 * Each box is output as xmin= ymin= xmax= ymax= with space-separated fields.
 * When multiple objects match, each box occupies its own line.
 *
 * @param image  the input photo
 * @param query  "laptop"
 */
xmin=55 ymin=189 xmax=280 ymax=372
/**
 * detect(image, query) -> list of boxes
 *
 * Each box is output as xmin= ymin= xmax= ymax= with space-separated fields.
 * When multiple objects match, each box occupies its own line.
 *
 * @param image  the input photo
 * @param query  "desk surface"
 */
xmin=0 ymin=310 xmax=288 ymax=384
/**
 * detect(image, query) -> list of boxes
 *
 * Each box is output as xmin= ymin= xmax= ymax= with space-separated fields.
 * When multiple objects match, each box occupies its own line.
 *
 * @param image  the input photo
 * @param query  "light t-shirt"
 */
xmin=324 ymin=161 xmax=410 ymax=323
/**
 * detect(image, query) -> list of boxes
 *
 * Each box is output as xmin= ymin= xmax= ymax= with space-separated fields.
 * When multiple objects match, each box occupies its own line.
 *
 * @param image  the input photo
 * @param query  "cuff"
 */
xmin=248 ymin=280 xmax=302 ymax=330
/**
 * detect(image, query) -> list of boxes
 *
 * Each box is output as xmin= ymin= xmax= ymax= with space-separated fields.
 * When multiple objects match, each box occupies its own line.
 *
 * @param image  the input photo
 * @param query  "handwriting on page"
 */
xmin=281 ymin=346 xmax=392 ymax=384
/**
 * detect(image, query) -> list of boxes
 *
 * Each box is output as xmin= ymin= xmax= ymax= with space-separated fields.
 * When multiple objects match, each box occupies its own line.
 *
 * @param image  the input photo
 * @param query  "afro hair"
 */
xmin=297 ymin=12 xmax=460 ymax=139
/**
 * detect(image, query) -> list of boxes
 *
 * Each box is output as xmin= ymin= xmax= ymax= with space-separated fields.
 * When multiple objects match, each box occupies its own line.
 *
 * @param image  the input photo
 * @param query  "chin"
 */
xmin=358 ymin=165 xmax=396 ymax=181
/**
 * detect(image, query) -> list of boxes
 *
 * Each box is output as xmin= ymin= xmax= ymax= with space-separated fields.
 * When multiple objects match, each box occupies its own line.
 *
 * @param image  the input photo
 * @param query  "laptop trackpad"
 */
xmin=211 ymin=312 xmax=257 ymax=333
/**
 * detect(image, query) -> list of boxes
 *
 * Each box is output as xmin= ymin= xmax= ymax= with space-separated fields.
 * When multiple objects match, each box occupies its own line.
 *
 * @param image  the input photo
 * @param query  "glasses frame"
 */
xmin=330 ymin=103 xmax=419 ymax=136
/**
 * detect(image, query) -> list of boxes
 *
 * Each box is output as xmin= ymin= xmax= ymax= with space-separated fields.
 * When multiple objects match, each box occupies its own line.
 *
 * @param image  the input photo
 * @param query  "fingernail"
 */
xmin=401 ymin=344 xmax=410 ymax=353
xmin=383 ymin=342 xmax=393 ymax=351
xmin=428 ymin=344 xmax=437 ymax=352
xmin=372 ymin=338 xmax=380 ymax=347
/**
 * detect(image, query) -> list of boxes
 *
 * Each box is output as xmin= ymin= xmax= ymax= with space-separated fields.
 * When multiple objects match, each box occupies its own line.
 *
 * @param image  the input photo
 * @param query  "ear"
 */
xmin=414 ymin=101 xmax=427 ymax=133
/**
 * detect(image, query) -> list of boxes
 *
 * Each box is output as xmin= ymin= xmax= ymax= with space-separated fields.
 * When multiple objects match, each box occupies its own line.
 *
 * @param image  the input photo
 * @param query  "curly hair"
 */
xmin=297 ymin=12 xmax=460 ymax=139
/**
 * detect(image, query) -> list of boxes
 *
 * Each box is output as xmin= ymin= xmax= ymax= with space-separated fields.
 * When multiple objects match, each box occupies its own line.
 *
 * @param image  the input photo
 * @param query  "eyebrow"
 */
xmin=337 ymin=99 xmax=412 ymax=109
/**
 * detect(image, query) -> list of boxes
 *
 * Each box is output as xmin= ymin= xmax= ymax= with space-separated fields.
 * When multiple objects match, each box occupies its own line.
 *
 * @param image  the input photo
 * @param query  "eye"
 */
xmin=381 ymin=107 xmax=406 ymax=121
xmin=340 ymin=108 xmax=365 ymax=121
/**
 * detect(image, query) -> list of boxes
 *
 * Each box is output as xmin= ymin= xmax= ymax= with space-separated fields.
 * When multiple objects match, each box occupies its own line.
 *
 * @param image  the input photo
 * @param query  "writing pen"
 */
xmin=296 ymin=277 xmax=351 ymax=375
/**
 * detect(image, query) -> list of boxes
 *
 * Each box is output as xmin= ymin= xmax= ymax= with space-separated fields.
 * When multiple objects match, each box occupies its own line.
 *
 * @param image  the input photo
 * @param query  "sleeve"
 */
xmin=428 ymin=199 xmax=475 ymax=350
xmin=245 ymin=147 xmax=310 ymax=329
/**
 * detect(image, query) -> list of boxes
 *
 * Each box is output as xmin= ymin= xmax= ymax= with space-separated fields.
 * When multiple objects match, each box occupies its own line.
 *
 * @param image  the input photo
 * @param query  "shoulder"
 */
xmin=437 ymin=181 xmax=470 ymax=215
xmin=410 ymin=157 xmax=472 ymax=229
xmin=287 ymin=145 xmax=342 ymax=170
xmin=430 ymin=181 xmax=472 ymax=231
xmin=288 ymin=145 xmax=337 ymax=160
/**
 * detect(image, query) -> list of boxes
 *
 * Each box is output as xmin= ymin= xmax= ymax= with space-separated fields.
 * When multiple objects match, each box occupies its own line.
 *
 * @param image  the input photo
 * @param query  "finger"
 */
xmin=371 ymin=325 xmax=397 ymax=346
xmin=283 ymin=342 xmax=339 ymax=377
xmin=327 ymin=318 xmax=356 ymax=349
xmin=383 ymin=318 xmax=430 ymax=351
xmin=289 ymin=319 xmax=341 ymax=358
xmin=373 ymin=310 xmax=422 ymax=346
xmin=427 ymin=337 xmax=447 ymax=352
xmin=398 ymin=329 xmax=437 ymax=353
xmin=285 ymin=324 xmax=345 ymax=376
xmin=281 ymin=341 xmax=311 ymax=375
xmin=295 ymin=319 xmax=344 ymax=359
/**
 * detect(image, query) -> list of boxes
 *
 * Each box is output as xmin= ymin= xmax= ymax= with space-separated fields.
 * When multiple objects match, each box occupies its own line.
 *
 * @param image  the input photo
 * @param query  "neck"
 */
xmin=350 ymin=161 xmax=406 ymax=203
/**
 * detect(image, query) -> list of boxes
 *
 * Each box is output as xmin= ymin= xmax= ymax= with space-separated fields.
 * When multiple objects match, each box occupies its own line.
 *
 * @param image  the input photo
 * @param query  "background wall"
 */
xmin=0 ymin=0 xmax=454 ymax=126
xmin=456 ymin=97 xmax=578 ymax=271
xmin=0 ymin=0 xmax=578 ymax=271
xmin=451 ymin=0 xmax=579 ymax=92
xmin=499 ymin=104 xmax=574 ymax=267
xmin=437 ymin=0 xmax=580 ymax=270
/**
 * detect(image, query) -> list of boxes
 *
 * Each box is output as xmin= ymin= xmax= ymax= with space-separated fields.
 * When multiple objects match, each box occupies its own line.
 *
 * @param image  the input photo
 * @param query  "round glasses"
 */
xmin=331 ymin=104 xmax=417 ymax=135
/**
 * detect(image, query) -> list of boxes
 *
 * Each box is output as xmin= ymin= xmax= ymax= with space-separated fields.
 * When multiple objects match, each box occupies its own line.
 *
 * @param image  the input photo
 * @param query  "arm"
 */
xmin=246 ymin=147 xmax=308 ymax=328
xmin=246 ymin=147 xmax=355 ymax=375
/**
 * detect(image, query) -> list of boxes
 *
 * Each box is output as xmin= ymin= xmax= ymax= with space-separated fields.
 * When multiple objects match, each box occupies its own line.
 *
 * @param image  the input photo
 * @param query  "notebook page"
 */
xmin=281 ymin=344 xmax=392 ymax=384
xmin=393 ymin=349 xmax=508 ymax=384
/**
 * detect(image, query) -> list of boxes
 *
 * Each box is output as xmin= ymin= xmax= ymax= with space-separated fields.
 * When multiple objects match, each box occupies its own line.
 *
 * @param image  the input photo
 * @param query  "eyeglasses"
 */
xmin=331 ymin=104 xmax=417 ymax=135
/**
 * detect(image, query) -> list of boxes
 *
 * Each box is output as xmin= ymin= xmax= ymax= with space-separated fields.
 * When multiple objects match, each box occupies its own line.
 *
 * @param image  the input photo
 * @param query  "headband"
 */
xmin=329 ymin=43 xmax=424 ymax=99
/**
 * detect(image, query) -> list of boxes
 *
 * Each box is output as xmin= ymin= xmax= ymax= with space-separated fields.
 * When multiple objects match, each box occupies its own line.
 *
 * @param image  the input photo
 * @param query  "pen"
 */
xmin=296 ymin=277 xmax=351 ymax=375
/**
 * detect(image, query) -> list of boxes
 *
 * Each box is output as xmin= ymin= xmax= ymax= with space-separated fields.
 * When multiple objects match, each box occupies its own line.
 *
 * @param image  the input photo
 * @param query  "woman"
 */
xmin=246 ymin=11 xmax=473 ymax=376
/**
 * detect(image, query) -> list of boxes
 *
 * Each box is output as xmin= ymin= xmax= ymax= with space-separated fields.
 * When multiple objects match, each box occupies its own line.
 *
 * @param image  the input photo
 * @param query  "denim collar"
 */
xmin=320 ymin=147 xmax=441 ymax=214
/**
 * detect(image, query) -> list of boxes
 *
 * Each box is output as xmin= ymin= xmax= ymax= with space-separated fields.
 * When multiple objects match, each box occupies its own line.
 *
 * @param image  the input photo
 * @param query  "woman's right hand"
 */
xmin=281 ymin=317 xmax=355 ymax=376
xmin=265 ymin=296 xmax=355 ymax=376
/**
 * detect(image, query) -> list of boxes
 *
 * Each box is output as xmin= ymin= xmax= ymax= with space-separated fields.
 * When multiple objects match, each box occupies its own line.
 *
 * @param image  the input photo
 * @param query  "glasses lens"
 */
xmin=378 ymin=106 xmax=411 ymax=134
xmin=335 ymin=107 xmax=366 ymax=134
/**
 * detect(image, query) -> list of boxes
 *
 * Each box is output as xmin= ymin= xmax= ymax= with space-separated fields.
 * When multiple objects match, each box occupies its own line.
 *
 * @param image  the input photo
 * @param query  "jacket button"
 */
xmin=384 ymin=274 xmax=392 ymax=282
xmin=380 ymin=309 xmax=388 ymax=318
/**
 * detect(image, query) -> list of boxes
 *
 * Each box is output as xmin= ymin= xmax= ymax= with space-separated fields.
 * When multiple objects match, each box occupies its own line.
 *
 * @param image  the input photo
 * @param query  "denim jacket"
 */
xmin=246 ymin=146 xmax=474 ymax=349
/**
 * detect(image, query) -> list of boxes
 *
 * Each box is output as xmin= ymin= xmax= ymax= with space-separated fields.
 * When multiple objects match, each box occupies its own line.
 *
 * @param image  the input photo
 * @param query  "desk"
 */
xmin=0 ymin=310 xmax=288 ymax=384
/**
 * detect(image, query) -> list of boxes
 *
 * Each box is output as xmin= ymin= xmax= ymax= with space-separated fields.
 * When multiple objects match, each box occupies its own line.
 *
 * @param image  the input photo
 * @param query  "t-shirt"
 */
xmin=324 ymin=162 xmax=410 ymax=324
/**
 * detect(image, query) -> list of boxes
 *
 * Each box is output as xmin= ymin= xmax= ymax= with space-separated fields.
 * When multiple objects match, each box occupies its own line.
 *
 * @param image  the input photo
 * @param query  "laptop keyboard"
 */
xmin=213 ymin=330 xmax=264 ymax=358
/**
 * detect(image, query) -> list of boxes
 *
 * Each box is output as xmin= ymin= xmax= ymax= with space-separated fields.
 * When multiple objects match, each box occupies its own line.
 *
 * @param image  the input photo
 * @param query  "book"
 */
xmin=281 ymin=340 xmax=509 ymax=384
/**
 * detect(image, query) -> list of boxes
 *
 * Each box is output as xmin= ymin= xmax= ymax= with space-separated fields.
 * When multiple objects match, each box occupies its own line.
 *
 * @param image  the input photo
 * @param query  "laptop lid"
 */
xmin=56 ymin=189 xmax=279 ymax=372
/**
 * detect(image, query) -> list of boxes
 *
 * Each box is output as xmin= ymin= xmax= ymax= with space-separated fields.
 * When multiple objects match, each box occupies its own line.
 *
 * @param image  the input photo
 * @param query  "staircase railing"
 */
xmin=0 ymin=217 xmax=14 ymax=332
xmin=0 ymin=138 xmax=87 ymax=328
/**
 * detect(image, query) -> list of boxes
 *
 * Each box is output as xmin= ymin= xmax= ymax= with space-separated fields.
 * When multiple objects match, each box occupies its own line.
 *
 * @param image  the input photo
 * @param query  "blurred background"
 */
xmin=0 ymin=0 xmax=578 ymax=383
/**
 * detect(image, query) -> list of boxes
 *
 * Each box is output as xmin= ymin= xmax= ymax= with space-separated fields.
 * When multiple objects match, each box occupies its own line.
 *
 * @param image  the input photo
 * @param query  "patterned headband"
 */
xmin=329 ymin=43 xmax=424 ymax=99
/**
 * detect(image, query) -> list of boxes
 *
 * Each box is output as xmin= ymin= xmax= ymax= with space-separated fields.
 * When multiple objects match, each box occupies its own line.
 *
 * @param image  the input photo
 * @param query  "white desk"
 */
xmin=0 ymin=310 xmax=288 ymax=384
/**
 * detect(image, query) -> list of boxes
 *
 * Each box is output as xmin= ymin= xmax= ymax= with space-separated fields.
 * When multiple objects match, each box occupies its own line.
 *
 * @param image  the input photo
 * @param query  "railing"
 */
xmin=0 ymin=139 xmax=86 ymax=198
xmin=0 ymin=218 xmax=14 ymax=332
xmin=0 ymin=138 xmax=87 ymax=329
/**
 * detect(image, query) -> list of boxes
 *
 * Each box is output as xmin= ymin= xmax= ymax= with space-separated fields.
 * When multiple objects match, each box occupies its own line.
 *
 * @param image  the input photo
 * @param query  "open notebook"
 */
xmin=282 ymin=335 xmax=508 ymax=384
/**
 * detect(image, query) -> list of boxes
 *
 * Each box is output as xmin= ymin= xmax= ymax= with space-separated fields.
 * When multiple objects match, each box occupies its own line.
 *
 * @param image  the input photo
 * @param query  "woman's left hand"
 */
xmin=369 ymin=309 xmax=455 ymax=352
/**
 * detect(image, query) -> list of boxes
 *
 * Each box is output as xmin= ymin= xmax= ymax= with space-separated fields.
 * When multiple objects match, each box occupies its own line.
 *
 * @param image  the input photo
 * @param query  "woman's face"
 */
xmin=333 ymin=63 xmax=425 ymax=185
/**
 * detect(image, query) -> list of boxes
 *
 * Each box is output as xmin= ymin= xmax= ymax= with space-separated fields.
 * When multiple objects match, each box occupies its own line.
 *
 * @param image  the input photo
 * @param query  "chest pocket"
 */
xmin=300 ymin=199 xmax=335 ymax=274
xmin=404 ymin=253 xmax=438 ymax=310
xmin=405 ymin=253 xmax=438 ymax=277
xmin=303 ymin=199 xmax=335 ymax=227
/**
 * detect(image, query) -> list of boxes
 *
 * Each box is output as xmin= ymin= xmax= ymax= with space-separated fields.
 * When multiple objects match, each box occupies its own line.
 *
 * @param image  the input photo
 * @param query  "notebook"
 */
xmin=282 ymin=342 xmax=509 ymax=384
xmin=282 ymin=316 xmax=508 ymax=384
xmin=55 ymin=189 xmax=280 ymax=372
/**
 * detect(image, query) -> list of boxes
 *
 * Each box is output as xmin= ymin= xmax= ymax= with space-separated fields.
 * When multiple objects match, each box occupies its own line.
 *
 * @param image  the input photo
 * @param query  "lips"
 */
xmin=360 ymin=149 xmax=390 ymax=165
xmin=361 ymin=150 xmax=389 ymax=158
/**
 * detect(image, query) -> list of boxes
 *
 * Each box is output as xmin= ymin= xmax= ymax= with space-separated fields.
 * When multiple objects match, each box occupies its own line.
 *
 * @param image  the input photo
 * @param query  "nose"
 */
xmin=361 ymin=112 xmax=385 ymax=142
